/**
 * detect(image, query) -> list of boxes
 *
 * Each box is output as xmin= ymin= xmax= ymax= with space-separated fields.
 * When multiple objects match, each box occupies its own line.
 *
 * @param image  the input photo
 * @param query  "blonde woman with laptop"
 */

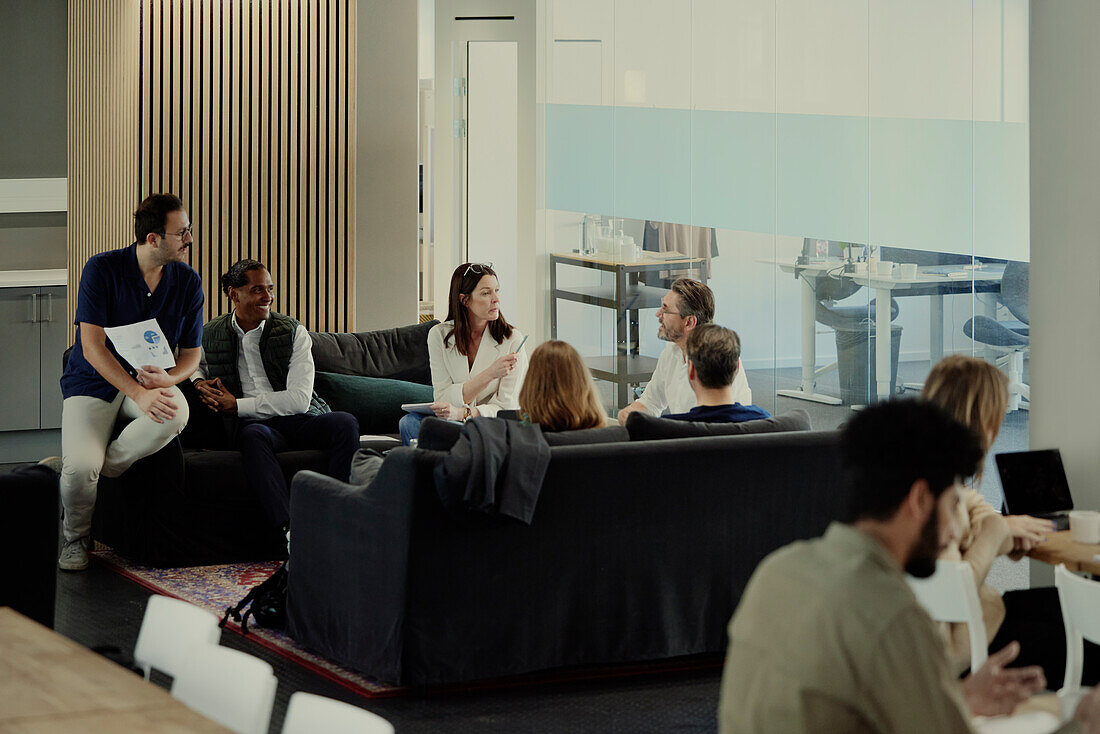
xmin=923 ymin=355 xmax=1097 ymax=687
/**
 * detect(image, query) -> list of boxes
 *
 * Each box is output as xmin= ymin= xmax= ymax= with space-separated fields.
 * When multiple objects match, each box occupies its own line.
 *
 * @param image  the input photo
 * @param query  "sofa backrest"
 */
xmin=417 ymin=415 xmax=628 ymax=451
xmin=309 ymin=320 xmax=438 ymax=385
xmin=392 ymin=428 xmax=849 ymax=682
xmin=625 ymin=409 xmax=811 ymax=440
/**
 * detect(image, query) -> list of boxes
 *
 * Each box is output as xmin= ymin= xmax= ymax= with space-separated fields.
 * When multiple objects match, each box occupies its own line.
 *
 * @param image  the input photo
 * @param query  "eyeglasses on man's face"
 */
xmin=159 ymin=225 xmax=193 ymax=239
xmin=464 ymin=262 xmax=493 ymax=277
xmin=658 ymin=304 xmax=682 ymax=317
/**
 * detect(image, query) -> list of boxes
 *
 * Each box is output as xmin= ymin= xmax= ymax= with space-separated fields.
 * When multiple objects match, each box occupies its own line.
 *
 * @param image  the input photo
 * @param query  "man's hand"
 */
xmin=195 ymin=377 xmax=237 ymax=414
xmin=134 ymin=387 xmax=179 ymax=424
xmin=135 ymin=365 xmax=175 ymax=389
xmin=1072 ymin=685 xmax=1100 ymax=733
xmin=961 ymin=642 xmax=1046 ymax=717
xmin=617 ymin=401 xmax=648 ymax=426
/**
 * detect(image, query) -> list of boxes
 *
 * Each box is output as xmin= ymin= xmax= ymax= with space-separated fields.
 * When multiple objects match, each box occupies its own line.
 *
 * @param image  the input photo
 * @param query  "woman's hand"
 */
xmin=483 ymin=353 xmax=518 ymax=381
xmin=1006 ymin=515 xmax=1054 ymax=554
xmin=431 ymin=401 xmax=463 ymax=421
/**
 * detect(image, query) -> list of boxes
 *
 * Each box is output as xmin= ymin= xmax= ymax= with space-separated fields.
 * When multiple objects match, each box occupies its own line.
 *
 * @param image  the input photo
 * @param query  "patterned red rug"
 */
xmin=91 ymin=549 xmax=406 ymax=698
xmin=92 ymin=550 xmax=723 ymax=698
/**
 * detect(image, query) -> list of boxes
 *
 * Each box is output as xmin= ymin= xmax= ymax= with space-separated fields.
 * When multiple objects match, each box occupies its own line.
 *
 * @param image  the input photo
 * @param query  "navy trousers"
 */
xmin=238 ymin=411 xmax=359 ymax=528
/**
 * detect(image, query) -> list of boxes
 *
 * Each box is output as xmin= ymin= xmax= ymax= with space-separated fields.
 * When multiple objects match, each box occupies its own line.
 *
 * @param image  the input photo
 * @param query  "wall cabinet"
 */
xmin=0 ymin=285 xmax=66 ymax=432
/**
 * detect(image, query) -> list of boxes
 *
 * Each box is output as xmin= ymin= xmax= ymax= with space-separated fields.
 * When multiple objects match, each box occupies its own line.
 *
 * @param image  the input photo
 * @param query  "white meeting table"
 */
xmin=760 ymin=259 xmax=1006 ymax=403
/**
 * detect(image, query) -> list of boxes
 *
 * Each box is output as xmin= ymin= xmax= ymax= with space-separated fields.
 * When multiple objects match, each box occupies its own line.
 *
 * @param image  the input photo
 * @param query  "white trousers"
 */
xmin=60 ymin=386 xmax=188 ymax=542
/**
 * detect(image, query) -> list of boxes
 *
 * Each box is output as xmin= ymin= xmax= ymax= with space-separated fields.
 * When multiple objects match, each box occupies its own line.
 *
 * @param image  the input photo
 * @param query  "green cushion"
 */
xmin=313 ymin=371 xmax=434 ymax=434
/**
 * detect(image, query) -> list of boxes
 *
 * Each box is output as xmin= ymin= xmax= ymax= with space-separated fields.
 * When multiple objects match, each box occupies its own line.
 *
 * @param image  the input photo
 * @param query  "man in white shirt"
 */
xmin=617 ymin=278 xmax=751 ymax=425
xmin=191 ymin=259 xmax=359 ymax=538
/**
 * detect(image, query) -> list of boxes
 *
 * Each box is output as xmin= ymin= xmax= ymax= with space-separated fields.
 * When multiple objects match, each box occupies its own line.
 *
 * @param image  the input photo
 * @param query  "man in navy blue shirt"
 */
xmin=666 ymin=324 xmax=770 ymax=425
xmin=56 ymin=194 xmax=204 ymax=571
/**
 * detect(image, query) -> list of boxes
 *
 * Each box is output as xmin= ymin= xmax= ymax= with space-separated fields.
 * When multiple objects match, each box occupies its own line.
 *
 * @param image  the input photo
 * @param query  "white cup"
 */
xmin=853 ymin=262 xmax=868 ymax=275
xmin=1070 ymin=510 xmax=1100 ymax=544
xmin=876 ymin=260 xmax=896 ymax=277
xmin=867 ymin=256 xmax=880 ymax=273
xmin=899 ymin=263 xmax=918 ymax=279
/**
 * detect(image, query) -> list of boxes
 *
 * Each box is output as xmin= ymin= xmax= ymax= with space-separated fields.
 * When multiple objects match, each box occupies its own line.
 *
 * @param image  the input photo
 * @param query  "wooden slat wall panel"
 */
xmin=69 ymin=0 xmax=355 ymax=334
xmin=67 ymin=1 xmax=142 ymax=338
xmin=152 ymin=0 xmax=354 ymax=332
xmin=93 ymin=0 xmax=358 ymax=336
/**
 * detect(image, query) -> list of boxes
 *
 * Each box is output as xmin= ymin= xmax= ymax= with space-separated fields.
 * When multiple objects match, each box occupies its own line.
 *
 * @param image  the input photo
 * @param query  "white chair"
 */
xmin=1055 ymin=564 xmax=1098 ymax=719
xmin=282 ymin=692 xmax=395 ymax=734
xmin=133 ymin=594 xmax=221 ymax=680
xmin=171 ymin=646 xmax=277 ymax=734
xmin=907 ymin=559 xmax=988 ymax=670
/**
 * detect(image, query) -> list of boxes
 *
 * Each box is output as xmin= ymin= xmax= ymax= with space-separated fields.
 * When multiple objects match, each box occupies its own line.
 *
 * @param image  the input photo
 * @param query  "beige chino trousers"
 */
xmin=60 ymin=385 xmax=188 ymax=542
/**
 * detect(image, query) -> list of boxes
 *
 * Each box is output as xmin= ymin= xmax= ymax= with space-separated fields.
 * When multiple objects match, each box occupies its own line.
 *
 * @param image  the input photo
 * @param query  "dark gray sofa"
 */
xmin=91 ymin=320 xmax=438 ymax=567
xmin=286 ymin=427 xmax=851 ymax=686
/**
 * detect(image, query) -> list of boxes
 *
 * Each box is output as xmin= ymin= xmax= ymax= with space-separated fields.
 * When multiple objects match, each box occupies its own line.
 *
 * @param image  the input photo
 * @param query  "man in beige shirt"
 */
xmin=718 ymin=400 xmax=1100 ymax=734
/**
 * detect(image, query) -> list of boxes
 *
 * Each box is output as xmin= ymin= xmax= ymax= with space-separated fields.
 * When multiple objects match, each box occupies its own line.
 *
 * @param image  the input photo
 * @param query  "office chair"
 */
xmin=283 ymin=692 xmax=395 ymax=734
xmin=134 ymin=594 xmax=221 ymax=680
xmin=1055 ymin=565 xmax=1098 ymax=721
xmin=802 ymin=239 xmax=901 ymax=404
xmin=907 ymin=560 xmax=988 ymax=671
xmin=171 ymin=646 xmax=277 ymax=734
xmin=963 ymin=261 xmax=1029 ymax=411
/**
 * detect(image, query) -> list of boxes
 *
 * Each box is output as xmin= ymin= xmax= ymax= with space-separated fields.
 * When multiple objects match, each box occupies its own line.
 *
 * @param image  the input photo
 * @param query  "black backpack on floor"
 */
xmin=219 ymin=563 xmax=288 ymax=634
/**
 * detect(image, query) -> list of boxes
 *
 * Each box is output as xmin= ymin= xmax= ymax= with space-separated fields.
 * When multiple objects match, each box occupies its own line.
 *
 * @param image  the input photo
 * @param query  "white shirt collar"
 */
xmin=231 ymin=311 xmax=266 ymax=337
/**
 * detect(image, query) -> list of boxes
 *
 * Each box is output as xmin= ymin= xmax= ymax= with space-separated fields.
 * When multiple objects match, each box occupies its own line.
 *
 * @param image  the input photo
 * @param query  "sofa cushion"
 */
xmin=314 ymin=371 xmax=434 ymax=435
xmin=309 ymin=320 xmax=438 ymax=384
xmin=418 ymin=416 xmax=628 ymax=451
xmin=625 ymin=409 xmax=811 ymax=441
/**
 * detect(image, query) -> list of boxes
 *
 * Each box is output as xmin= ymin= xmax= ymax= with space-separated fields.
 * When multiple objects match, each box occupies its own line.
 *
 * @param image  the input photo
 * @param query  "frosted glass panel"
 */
xmin=540 ymin=0 xmax=1031 ymax=434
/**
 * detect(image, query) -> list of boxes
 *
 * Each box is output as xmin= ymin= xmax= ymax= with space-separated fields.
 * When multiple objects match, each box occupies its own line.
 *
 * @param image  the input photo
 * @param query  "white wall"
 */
xmin=1029 ymin=0 xmax=1100 ymax=513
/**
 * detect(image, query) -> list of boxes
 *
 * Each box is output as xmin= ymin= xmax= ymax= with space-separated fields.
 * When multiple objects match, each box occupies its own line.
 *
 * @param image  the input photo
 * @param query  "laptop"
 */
xmin=995 ymin=449 xmax=1075 ymax=531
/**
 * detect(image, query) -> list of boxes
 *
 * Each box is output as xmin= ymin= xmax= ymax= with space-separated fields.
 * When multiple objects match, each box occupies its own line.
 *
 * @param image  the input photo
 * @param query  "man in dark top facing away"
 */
xmin=666 ymin=323 xmax=769 ymax=424
xmin=57 ymin=194 xmax=204 ymax=572
xmin=191 ymin=259 xmax=358 ymax=559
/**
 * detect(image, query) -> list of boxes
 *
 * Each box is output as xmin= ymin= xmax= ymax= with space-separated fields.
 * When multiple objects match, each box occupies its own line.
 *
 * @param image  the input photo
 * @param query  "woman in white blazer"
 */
xmin=399 ymin=262 xmax=529 ymax=444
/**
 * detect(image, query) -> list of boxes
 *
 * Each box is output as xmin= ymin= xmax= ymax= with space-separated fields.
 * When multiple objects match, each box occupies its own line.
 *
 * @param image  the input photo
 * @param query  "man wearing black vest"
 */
xmin=191 ymin=259 xmax=358 ymax=545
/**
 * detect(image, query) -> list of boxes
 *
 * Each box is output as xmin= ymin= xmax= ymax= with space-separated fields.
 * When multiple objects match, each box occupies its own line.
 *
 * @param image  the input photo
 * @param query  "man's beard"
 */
xmin=904 ymin=508 xmax=941 ymax=579
xmin=658 ymin=323 xmax=682 ymax=342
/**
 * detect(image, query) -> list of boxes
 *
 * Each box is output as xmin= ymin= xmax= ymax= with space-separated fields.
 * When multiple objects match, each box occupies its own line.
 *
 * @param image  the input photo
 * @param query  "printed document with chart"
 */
xmin=103 ymin=318 xmax=176 ymax=370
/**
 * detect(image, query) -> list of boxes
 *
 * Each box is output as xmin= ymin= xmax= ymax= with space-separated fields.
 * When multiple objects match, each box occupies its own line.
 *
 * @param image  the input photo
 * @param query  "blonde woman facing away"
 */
xmin=519 ymin=340 xmax=610 ymax=432
xmin=923 ymin=355 xmax=1098 ymax=687
xmin=399 ymin=263 xmax=528 ymax=445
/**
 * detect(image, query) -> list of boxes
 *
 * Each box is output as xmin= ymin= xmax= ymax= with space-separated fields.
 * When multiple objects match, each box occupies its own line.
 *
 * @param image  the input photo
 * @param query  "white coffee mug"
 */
xmin=899 ymin=263 xmax=918 ymax=279
xmin=876 ymin=260 xmax=896 ymax=277
xmin=1070 ymin=510 xmax=1100 ymax=544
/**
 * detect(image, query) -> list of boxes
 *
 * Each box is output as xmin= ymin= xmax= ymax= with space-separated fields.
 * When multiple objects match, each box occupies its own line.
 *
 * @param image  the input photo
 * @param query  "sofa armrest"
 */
xmin=286 ymin=451 xmax=422 ymax=683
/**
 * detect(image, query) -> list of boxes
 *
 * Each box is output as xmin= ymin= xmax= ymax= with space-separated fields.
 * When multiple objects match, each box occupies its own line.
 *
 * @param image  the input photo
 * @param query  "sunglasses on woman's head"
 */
xmin=463 ymin=262 xmax=493 ymax=277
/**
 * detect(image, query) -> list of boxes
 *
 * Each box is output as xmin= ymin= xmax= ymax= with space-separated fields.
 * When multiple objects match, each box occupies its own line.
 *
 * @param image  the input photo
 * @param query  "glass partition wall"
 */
xmin=538 ymin=0 xmax=1029 ymax=506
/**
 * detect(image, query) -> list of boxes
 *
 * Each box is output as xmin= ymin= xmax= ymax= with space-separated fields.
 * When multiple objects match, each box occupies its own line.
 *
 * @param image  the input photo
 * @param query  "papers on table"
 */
xmin=104 ymin=318 xmax=176 ymax=370
xmin=401 ymin=402 xmax=435 ymax=415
